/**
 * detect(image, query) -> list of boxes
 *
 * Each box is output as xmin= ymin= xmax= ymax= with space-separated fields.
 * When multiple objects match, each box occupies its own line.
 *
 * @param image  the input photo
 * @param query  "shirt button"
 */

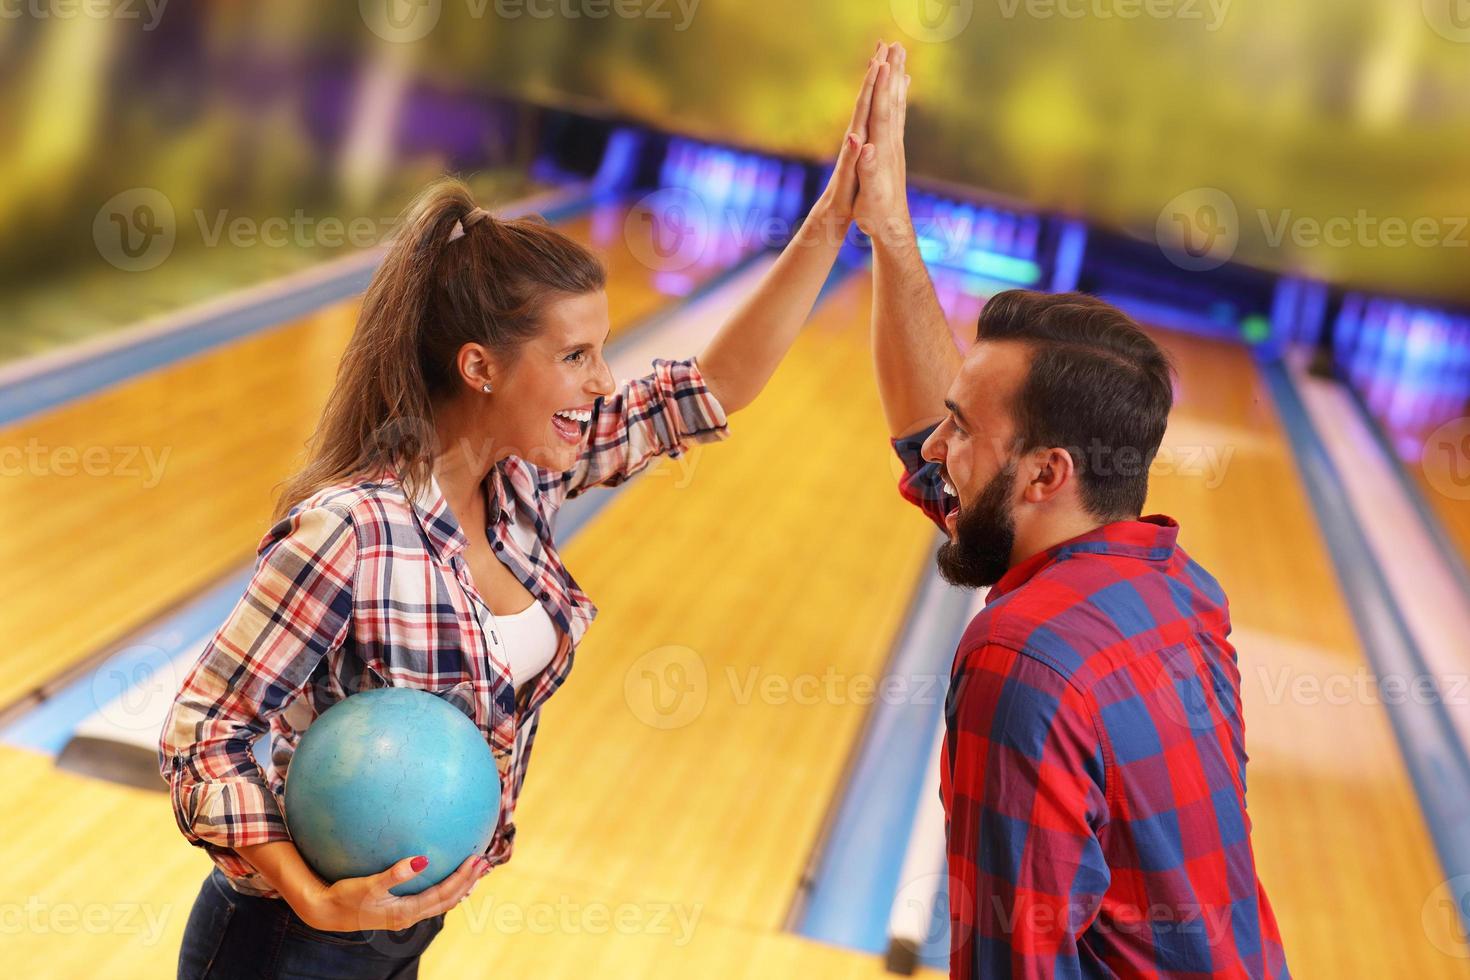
xmin=539 ymin=591 xmax=550 ymax=601
xmin=493 ymin=541 xmax=504 ymax=552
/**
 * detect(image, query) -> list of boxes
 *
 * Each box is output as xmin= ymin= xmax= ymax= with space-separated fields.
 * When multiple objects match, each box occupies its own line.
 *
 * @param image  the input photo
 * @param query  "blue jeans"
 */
xmin=178 ymin=868 xmax=445 ymax=979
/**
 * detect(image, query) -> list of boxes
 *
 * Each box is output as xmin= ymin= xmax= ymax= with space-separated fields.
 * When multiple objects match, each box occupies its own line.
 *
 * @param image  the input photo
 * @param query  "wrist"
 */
xmin=800 ymin=196 xmax=851 ymax=247
xmin=865 ymin=211 xmax=917 ymax=255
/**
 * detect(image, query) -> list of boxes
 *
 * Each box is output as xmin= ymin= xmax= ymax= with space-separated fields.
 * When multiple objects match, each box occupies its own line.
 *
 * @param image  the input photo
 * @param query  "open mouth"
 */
xmin=940 ymin=473 xmax=960 ymax=531
xmin=552 ymin=407 xmax=593 ymax=445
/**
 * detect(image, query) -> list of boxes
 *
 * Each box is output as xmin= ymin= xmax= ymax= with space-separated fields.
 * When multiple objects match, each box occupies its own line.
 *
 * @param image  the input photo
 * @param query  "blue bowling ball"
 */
xmin=284 ymin=687 xmax=501 ymax=896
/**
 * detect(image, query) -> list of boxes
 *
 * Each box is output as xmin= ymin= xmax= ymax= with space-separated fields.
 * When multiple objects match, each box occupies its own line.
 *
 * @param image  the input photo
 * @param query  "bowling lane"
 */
xmin=0 ymin=193 xmax=763 ymax=715
xmin=1143 ymin=329 xmax=1469 ymax=976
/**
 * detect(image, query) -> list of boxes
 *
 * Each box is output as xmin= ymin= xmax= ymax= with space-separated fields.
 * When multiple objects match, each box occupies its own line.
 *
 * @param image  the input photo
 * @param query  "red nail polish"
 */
xmin=411 ymin=856 xmax=429 ymax=872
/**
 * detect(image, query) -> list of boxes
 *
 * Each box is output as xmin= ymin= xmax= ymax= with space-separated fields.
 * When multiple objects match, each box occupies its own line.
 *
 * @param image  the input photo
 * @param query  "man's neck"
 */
xmin=1008 ymin=511 xmax=1116 ymax=572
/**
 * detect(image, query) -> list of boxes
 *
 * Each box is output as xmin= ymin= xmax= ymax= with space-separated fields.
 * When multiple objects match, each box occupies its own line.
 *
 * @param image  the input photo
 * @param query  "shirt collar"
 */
xmin=987 ymin=514 xmax=1180 ymax=602
xmin=404 ymin=463 xmax=521 ymax=560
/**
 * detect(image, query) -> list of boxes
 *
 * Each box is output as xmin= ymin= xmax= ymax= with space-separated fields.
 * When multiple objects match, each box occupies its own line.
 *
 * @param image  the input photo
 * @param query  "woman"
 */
xmin=162 ymin=44 xmax=901 ymax=979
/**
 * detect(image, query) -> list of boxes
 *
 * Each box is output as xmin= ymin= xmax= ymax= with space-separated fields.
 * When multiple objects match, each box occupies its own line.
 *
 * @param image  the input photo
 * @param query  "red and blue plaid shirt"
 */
xmin=894 ymin=424 xmax=1289 ymax=979
xmin=160 ymin=357 xmax=728 ymax=897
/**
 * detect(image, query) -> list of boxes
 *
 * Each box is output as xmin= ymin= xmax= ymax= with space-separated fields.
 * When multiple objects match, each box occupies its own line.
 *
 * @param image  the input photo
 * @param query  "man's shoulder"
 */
xmin=960 ymin=549 xmax=1217 ymax=682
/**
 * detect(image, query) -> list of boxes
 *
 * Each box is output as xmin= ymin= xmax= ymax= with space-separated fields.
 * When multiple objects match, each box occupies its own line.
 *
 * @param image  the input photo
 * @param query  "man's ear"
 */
xmin=1023 ymin=447 xmax=1075 ymax=504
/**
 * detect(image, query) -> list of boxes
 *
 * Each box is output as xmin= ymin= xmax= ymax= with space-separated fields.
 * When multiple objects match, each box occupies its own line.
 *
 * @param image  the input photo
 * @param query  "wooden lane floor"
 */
xmin=1143 ymin=329 xmax=1470 ymax=976
xmin=0 ymin=196 xmax=761 ymax=715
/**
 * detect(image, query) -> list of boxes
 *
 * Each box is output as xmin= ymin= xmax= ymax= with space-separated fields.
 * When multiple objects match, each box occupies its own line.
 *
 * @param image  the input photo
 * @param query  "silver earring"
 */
xmin=482 ymin=383 xmax=493 ymax=393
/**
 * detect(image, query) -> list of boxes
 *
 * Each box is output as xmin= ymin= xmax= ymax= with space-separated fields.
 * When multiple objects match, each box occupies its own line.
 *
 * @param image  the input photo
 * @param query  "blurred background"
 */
xmin=2 ymin=1 xmax=1469 ymax=977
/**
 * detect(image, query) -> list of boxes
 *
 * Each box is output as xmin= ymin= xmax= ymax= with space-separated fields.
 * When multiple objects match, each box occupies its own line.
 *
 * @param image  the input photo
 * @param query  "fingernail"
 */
xmin=411 ymin=856 xmax=429 ymax=872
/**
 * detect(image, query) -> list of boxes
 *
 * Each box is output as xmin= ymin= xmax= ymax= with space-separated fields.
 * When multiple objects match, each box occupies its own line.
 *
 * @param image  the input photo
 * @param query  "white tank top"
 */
xmin=490 ymin=598 xmax=558 ymax=692
xmin=481 ymin=510 xmax=560 ymax=691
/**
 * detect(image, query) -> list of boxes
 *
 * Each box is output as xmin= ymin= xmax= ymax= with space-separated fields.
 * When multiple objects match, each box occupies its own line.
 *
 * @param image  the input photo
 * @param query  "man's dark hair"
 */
xmin=976 ymin=289 xmax=1175 ymax=521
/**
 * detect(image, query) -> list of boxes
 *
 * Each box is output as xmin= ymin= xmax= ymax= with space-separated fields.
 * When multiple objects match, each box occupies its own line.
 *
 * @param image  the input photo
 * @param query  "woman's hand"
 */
xmin=291 ymin=853 xmax=489 ymax=932
xmin=811 ymin=41 xmax=888 ymax=227
xmin=696 ymin=40 xmax=895 ymax=416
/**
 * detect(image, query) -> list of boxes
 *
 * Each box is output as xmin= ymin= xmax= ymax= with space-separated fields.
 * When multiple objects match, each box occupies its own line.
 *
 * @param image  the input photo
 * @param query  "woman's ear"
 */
xmin=456 ymin=342 xmax=500 ymax=394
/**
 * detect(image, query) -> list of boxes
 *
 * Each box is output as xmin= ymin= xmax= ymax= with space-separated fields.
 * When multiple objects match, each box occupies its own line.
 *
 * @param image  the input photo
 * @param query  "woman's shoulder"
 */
xmin=287 ymin=474 xmax=417 ymax=528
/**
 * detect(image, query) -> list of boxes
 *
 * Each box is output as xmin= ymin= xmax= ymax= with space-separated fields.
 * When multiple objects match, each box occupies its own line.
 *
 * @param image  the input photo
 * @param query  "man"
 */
xmin=853 ymin=44 xmax=1289 ymax=978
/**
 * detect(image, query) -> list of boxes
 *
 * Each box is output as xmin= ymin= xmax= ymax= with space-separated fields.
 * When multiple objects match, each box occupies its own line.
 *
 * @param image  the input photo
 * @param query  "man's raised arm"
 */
xmin=855 ymin=43 xmax=962 ymax=439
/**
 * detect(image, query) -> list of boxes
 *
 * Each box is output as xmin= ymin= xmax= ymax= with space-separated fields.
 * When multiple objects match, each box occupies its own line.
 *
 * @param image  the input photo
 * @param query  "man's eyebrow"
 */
xmin=944 ymin=399 xmax=971 ymax=428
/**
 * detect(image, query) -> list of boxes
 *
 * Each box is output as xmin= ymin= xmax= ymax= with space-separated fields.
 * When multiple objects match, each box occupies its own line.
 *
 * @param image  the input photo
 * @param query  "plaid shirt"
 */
xmin=160 ymin=357 xmax=728 ymax=898
xmin=893 ymin=425 xmax=1289 ymax=979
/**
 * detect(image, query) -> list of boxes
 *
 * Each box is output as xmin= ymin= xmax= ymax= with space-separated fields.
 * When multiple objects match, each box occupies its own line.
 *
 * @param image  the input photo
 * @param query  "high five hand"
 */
xmin=816 ymin=42 xmax=887 ymax=223
xmin=854 ymin=42 xmax=911 ymax=242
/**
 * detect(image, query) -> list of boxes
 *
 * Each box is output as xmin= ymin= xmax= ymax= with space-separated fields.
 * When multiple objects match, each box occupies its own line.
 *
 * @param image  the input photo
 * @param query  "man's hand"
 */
xmin=854 ymin=43 xmax=912 ymax=246
xmin=858 ymin=42 xmax=960 ymax=440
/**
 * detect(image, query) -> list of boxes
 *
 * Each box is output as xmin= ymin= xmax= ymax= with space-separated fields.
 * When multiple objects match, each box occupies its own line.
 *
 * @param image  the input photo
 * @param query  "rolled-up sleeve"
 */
xmin=158 ymin=504 xmax=356 ymax=882
xmin=892 ymin=422 xmax=954 ymax=532
xmin=547 ymin=355 xmax=730 ymax=501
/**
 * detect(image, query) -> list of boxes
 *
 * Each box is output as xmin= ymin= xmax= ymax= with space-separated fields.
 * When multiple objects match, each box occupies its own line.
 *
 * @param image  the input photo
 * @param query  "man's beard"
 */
xmin=936 ymin=464 xmax=1017 ymax=590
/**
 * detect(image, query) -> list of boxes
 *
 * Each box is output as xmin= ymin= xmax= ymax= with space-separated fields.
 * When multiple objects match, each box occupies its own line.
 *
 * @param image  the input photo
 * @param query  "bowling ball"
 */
xmin=284 ymin=687 xmax=501 ymax=896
